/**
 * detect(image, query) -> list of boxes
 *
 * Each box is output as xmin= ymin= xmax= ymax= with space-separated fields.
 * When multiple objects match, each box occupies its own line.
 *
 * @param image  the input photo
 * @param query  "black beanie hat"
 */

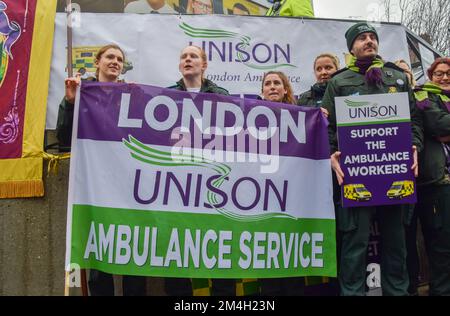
xmin=345 ymin=22 xmax=379 ymax=52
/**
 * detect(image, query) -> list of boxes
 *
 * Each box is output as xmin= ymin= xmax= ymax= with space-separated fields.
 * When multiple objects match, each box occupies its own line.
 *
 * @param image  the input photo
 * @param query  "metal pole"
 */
xmin=65 ymin=0 xmax=89 ymax=298
xmin=66 ymin=0 xmax=73 ymax=77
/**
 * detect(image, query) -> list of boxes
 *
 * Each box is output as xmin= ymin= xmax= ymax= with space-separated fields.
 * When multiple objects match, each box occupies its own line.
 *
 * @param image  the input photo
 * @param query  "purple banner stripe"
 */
xmin=77 ymin=82 xmax=330 ymax=160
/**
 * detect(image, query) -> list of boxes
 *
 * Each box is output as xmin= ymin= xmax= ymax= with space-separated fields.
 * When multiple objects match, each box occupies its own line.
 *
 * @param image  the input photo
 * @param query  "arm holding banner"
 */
xmin=56 ymin=74 xmax=81 ymax=151
xmin=321 ymin=78 xmax=339 ymax=154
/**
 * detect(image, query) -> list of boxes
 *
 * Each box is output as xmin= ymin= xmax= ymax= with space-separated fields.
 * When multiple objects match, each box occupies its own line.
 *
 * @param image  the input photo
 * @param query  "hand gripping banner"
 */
xmin=0 ymin=0 xmax=57 ymax=198
xmin=65 ymin=82 xmax=336 ymax=278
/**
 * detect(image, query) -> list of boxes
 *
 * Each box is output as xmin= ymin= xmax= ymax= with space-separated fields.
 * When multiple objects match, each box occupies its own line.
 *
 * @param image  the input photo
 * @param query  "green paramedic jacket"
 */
xmin=297 ymin=82 xmax=327 ymax=107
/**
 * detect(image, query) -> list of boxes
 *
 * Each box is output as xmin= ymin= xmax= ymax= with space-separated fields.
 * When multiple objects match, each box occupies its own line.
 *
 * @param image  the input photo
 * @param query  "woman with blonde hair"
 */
xmin=298 ymin=53 xmax=340 ymax=108
xmin=56 ymin=44 xmax=146 ymax=296
xmin=395 ymin=59 xmax=416 ymax=88
xmin=57 ymin=44 xmax=126 ymax=151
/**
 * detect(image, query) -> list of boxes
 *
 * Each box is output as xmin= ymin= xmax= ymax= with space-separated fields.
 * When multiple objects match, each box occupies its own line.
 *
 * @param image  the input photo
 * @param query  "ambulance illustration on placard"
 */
xmin=386 ymin=180 xmax=414 ymax=199
xmin=343 ymin=184 xmax=372 ymax=202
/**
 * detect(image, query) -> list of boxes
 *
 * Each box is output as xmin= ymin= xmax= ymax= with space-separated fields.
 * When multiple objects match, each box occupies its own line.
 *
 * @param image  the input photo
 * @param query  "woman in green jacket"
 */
xmin=410 ymin=57 xmax=450 ymax=296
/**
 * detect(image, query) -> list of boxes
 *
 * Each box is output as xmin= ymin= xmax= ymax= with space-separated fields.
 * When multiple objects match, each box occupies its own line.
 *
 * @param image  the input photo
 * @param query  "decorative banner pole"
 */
xmin=63 ymin=0 xmax=88 ymax=297
xmin=66 ymin=0 xmax=73 ymax=77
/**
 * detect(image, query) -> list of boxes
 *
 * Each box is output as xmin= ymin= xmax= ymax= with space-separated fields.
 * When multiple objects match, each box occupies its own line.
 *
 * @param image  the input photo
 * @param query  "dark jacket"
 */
xmin=321 ymin=62 xmax=423 ymax=154
xmin=297 ymin=82 xmax=327 ymax=107
xmin=56 ymin=77 xmax=97 ymax=152
xmin=169 ymin=78 xmax=229 ymax=96
xmin=56 ymin=97 xmax=74 ymax=152
xmin=415 ymin=90 xmax=450 ymax=186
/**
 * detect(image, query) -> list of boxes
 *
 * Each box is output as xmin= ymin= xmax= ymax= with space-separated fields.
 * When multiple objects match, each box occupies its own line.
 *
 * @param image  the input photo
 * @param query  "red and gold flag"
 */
xmin=0 ymin=0 xmax=57 ymax=198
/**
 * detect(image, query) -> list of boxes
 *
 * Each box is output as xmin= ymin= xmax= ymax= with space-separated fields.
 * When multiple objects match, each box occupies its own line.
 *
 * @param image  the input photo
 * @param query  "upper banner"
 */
xmin=65 ymin=82 xmax=336 ymax=278
xmin=56 ymin=0 xmax=270 ymax=15
xmin=0 ymin=0 xmax=56 ymax=198
xmin=46 ymin=14 xmax=410 ymax=129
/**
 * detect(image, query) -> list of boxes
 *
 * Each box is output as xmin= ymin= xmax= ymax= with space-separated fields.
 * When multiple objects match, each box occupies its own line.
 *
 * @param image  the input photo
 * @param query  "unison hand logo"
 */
xmin=179 ymin=22 xmax=296 ymax=71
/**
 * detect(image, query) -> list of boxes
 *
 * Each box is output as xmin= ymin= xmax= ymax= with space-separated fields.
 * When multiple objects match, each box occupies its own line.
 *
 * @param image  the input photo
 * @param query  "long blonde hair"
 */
xmin=313 ymin=53 xmax=340 ymax=70
xmin=395 ymin=59 xmax=416 ymax=87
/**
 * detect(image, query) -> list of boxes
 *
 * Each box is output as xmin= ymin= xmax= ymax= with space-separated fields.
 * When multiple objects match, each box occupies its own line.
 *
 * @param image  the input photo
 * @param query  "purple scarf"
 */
xmin=354 ymin=58 xmax=384 ymax=86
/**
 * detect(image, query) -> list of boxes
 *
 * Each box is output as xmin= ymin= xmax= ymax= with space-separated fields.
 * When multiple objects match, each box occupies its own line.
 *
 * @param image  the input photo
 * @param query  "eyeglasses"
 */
xmin=433 ymin=71 xmax=450 ymax=79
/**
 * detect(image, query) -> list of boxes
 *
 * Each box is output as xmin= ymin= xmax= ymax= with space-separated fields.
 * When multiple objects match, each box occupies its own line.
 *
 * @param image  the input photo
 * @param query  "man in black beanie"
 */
xmin=321 ymin=22 xmax=423 ymax=296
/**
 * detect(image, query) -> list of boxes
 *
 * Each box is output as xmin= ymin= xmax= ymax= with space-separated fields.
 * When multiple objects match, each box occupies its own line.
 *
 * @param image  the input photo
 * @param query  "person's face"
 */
xmin=431 ymin=63 xmax=450 ymax=90
xmin=262 ymin=74 xmax=287 ymax=103
xmin=147 ymin=0 xmax=164 ymax=8
xmin=95 ymin=48 xmax=124 ymax=82
xmin=314 ymin=57 xmax=338 ymax=83
xmin=192 ymin=0 xmax=213 ymax=14
xmin=397 ymin=62 xmax=410 ymax=73
xmin=351 ymin=32 xmax=378 ymax=59
xmin=397 ymin=62 xmax=413 ymax=85
xmin=232 ymin=7 xmax=249 ymax=15
xmin=179 ymin=46 xmax=207 ymax=79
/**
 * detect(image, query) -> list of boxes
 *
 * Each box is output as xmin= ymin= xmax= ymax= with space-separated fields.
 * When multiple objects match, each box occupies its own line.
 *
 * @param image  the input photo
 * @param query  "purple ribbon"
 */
xmin=0 ymin=1 xmax=21 ymax=58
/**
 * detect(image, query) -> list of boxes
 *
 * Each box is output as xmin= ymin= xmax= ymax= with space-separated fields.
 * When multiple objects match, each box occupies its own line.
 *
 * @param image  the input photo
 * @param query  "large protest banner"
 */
xmin=65 ymin=82 xmax=336 ymax=278
xmin=46 ymin=14 xmax=411 ymax=129
xmin=0 ymin=0 xmax=56 ymax=198
xmin=336 ymin=93 xmax=416 ymax=208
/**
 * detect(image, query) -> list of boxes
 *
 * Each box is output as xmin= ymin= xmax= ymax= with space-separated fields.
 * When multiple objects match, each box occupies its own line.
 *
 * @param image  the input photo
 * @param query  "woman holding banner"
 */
xmin=57 ymin=44 xmax=146 ymax=296
xmin=298 ymin=53 xmax=340 ymax=109
xmin=57 ymin=44 xmax=125 ymax=151
xmin=166 ymin=44 xmax=235 ymax=296
xmin=410 ymin=57 xmax=450 ymax=296
xmin=258 ymin=71 xmax=305 ymax=296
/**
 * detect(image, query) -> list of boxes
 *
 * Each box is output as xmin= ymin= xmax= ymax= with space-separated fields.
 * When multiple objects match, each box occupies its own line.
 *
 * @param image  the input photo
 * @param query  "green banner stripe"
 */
xmin=179 ymin=23 xmax=238 ymax=37
xmin=70 ymin=205 xmax=336 ymax=278
xmin=337 ymin=119 xmax=411 ymax=127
